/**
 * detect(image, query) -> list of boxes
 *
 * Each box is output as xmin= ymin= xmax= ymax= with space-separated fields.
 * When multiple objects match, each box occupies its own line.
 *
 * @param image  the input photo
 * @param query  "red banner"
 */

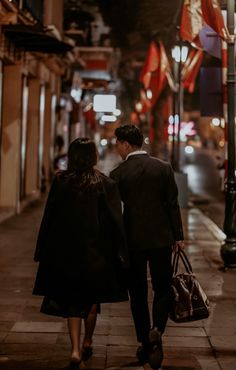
xmin=182 ymin=49 xmax=204 ymax=92
xmin=139 ymin=42 xmax=159 ymax=89
xmin=180 ymin=0 xmax=203 ymax=47
xmin=140 ymin=41 xmax=173 ymax=107
xmin=201 ymin=0 xmax=229 ymax=40
xmin=180 ymin=0 xmax=229 ymax=46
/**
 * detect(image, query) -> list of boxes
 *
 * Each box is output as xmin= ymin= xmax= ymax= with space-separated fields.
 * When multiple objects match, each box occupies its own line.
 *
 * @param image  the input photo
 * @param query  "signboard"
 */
xmin=93 ymin=94 xmax=116 ymax=112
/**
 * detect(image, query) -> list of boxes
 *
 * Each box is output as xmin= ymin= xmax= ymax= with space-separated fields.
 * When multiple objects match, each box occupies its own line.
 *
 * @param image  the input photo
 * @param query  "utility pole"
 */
xmin=171 ymin=60 xmax=178 ymax=171
xmin=221 ymin=0 xmax=236 ymax=267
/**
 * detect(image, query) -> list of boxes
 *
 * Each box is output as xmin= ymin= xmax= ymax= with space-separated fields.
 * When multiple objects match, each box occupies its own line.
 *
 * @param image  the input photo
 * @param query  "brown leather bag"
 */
xmin=169 ymin=249 xmax=210 ymax=323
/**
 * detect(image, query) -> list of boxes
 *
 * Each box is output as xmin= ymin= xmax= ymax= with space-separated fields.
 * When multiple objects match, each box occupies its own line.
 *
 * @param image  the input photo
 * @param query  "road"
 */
xmin=183 ymin=147 xmax=225 ymax=229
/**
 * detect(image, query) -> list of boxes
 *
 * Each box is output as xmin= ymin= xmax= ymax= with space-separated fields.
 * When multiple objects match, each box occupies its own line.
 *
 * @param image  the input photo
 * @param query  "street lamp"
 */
xmin=171 ymin=44 xmax=188 ymax=172
xmin=220 ymin=0 xmax=236 ymax=268
xmin=170 ymin=43 xmax=189 ymax=208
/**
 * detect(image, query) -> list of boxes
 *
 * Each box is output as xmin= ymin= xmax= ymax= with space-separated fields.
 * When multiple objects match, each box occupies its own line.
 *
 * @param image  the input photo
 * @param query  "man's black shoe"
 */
xmin=136 ymin=345 xmax=149 ymax=364
xmin=148 ymin=327 xmax=163 ymax=369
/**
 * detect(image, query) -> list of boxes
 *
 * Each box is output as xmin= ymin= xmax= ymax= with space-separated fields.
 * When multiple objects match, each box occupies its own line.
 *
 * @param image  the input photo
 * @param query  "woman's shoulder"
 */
xmin=96 ymin=172 xmax=117 ymax=194
xmin=98 ymin=172 xmax=116 ymax=186
xmin=54 ymin=170 xmax=67 ymax=182
xmin=51 ymin=171 xmax=69 ymax=188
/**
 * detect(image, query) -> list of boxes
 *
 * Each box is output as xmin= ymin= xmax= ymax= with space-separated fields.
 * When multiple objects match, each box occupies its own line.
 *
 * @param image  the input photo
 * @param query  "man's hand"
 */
xmin=172 ymin=240 xmax=185 ymax=253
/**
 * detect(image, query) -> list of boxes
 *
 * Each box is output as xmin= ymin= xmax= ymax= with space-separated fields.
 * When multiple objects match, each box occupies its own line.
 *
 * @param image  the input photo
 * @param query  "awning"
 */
xmin=76 ymin=70 xmax=112 ymax=88
xmin=3 ymin=24 xmax=73 ymax=54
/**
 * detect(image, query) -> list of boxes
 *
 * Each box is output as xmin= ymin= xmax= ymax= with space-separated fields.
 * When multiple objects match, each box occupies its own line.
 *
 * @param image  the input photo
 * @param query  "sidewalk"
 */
xmin=0 ymin=165 xmax=236 ymax=369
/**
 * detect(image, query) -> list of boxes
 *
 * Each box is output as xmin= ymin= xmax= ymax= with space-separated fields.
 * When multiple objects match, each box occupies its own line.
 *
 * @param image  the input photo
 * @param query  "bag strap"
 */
xmin=173 ymin=249 xmax=193 ymax=275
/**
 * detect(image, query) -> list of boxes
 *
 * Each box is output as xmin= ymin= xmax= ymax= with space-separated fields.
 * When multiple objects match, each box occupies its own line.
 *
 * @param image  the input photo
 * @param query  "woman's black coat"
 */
xmin=33 ymin=173 xmax=128 ymax=303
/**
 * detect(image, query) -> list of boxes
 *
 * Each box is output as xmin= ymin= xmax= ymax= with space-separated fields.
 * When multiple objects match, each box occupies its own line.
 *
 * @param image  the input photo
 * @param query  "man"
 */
xmin=110 ymin=124 xmax=184 ymax=369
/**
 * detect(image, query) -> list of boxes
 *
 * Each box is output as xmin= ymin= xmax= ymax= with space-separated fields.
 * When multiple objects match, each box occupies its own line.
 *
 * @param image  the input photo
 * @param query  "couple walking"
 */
xmin=33 ymin=124 xmax=184 ymax=370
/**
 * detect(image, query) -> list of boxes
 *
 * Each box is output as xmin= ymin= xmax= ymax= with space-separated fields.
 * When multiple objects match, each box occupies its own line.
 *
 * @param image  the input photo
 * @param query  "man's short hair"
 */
xmin=115 ymin=124 xmax=143 ymax=147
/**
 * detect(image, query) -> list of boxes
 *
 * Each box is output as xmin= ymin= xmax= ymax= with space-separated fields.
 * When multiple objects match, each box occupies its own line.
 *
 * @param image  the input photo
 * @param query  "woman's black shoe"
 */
xmin=64 ymin=359 xmax=85 ymax=370
xmin=136 ymin=345 xmax=149 ymax=364
xmin=82 ymin=346 xmax=93 ymax=361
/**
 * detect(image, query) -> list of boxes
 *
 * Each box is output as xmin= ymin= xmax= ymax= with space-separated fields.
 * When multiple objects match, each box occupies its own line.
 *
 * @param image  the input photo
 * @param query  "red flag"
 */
xmin=140 ymin=41 xmax=173 ymax=107
xmin=140 ymin=42 xmax=159 ymax=89
xmin=201 ymin=0 xmax=229 ymax=40
xmin=180 ymin=0 xmax=203 ymax=47
xmin=180 ymin=0 xmax=229 ymax=46
xmin=159 ymin=41 xmax=175 ymax=92
xmin=182 ymin=49 xmax=204 ymax=92
xmin=149 ymin=42 xmax=167 ymax=106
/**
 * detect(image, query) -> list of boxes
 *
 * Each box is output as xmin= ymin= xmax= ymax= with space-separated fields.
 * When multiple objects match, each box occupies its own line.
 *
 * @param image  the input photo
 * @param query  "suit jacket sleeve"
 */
xmin=103 ymin=180 xmax=129 ymax=268
xmin=166 ymin=164 xmax=184 ymax=241
xmin=33 ymin=177 xmax=58 ymax=262
xmin=110 ymin=167 xmax=119 ymax=183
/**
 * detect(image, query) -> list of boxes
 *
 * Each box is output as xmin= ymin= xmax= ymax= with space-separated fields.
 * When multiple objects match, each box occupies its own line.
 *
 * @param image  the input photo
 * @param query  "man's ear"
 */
xmin=124 ymin=141 xmax=132 ymax=150
xmin=123 ymin=141 xmax=129 ymax=149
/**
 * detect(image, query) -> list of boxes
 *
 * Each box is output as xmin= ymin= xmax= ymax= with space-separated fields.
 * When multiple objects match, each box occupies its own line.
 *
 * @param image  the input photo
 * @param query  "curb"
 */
xmin=190 ymin=208 xmax=226 ymax=242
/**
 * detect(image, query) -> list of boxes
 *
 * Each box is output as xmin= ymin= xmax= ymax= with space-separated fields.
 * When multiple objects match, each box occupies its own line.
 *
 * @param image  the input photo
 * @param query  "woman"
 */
xmin=33 ymin=138 xmax=128 ymax=370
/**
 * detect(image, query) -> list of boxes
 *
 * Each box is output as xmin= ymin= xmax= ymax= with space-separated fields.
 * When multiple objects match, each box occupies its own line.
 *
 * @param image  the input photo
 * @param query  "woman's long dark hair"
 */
xmin=60 ymin=138 xmax=102 ymax=191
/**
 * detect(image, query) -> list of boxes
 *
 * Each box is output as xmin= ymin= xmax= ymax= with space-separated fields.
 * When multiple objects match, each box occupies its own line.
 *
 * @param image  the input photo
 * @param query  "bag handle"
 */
xmin=172 ymin=249 xmax=193 ymax=275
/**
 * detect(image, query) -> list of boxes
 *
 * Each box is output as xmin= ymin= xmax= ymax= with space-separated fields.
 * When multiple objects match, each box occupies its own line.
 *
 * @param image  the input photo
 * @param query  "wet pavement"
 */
xmin=183 ymin=148 xmax=225 ymax=230
xmin=0 ymin=154 xmax=236 ymax=370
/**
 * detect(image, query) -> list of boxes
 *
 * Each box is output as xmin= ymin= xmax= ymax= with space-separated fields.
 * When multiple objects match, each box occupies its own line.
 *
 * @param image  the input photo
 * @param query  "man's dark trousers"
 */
xmin=128 ymin=246 xmax=172 ymax=346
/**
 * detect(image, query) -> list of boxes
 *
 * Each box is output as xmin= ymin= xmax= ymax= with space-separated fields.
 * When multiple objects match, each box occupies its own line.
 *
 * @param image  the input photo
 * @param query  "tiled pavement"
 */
xmin=0 ymin=157 xmax=236 ymax=369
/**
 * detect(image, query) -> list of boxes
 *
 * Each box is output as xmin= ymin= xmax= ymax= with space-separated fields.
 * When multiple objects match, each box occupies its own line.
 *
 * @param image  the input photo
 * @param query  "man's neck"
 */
xmin=125 ymin=149 xmax=147 ymax=160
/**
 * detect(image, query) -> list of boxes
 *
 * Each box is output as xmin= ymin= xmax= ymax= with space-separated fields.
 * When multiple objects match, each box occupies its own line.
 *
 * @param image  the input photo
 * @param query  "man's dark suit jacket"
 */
xmin=110 ymin=153 xmax=184 ymax=250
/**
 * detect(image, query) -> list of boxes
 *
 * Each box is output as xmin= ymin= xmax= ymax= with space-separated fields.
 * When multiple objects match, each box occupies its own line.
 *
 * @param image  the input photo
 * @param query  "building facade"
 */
xmin=0 ymin=0 xmax=71 ymax=218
